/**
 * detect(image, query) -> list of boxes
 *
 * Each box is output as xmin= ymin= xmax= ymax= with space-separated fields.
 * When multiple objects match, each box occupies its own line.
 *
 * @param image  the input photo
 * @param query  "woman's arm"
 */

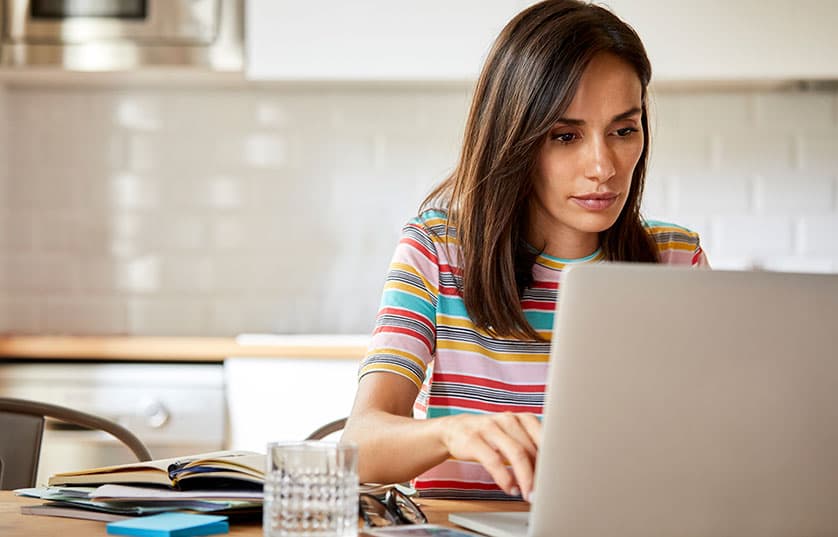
xmin=342 ymin=371 xmax=542 ymax=500
xmin=342 ymin=373 xmax=448 ymax=484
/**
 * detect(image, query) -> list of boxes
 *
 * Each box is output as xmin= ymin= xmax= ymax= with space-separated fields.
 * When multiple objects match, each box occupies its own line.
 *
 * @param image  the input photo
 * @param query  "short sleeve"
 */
xmin=691 ymin=244 xmax=711 ymax=268
xmin=358 ymin=220 xmax=440 ymax=390
xmin=646 ymin=220 xmax=710 ymax=268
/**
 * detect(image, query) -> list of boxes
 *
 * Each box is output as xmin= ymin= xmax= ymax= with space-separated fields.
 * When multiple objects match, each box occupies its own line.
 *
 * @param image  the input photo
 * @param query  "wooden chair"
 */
xmin=305 ymin=417 xmax=348 ymax=441
xmin=0 ymin=397 xmax=152 ymax=490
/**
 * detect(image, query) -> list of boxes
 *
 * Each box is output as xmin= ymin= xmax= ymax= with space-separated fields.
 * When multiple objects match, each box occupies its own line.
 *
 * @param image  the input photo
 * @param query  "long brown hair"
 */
xmin=422 ymin=0 xmax=659 ymax=341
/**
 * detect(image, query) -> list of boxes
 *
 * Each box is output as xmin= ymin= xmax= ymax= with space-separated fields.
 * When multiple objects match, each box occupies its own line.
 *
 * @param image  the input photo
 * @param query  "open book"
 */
xmin=47 ymin=451 xmax=265 ymax=490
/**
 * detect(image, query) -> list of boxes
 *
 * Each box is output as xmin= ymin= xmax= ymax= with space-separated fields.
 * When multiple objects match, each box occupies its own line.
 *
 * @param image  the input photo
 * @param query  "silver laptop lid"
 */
xmin=531 ymin=264 xmax=838 ymax=537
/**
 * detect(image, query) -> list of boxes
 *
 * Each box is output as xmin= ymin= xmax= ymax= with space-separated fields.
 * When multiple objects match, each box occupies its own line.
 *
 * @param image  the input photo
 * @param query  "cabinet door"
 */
xmin=607 ymin=0 xmax=838 ymax=82
xmin=248 ymin=0 xmax=838 ymax=83
xmin=225 ymin=357 xmax=360 ymax=450
xmin=246 ymin=0 xmax=528 ymax=81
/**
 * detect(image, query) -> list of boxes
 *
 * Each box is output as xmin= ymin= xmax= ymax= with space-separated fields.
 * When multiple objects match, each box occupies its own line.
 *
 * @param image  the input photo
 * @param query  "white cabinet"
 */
xmin=246 ymin=0 xmax=528 ymax=81
xmin=247 ymin=0 xmax=838 ymax=83
xmin=224 ymin=357 xmax=361 ymax=451
xmin=606 ymin=0 xmax=838 ymax=82
xmin=223 ymin=333 xmax=368 ymax=451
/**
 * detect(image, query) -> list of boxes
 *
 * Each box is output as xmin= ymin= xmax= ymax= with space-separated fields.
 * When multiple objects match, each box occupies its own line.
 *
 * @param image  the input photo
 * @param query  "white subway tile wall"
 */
xmin=0 ymin=86 xmax=836 ymax=335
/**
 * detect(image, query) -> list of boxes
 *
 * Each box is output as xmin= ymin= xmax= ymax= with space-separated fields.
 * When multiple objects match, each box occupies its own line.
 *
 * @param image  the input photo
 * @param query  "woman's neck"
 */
xmin=539 ymin=235 xmax=599 ymax=260
xmin=525 ymin=198 xmax=604 ymax=260
xmin=527 ymin=219 xmax=600 ymax=260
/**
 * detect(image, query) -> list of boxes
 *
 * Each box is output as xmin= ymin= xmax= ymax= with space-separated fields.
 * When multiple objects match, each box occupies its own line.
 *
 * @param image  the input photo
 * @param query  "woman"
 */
xmin=342 ymin=0 xmax=709 ymax=502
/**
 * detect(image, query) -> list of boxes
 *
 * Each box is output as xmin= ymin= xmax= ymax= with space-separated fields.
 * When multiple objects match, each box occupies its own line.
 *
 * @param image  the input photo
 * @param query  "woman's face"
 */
xmin=529 ymin=52 xmax=644 ymax=258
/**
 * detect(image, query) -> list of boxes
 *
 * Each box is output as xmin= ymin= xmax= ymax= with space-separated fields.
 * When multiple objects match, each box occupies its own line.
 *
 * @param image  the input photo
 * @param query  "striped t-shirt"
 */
xmin=359 ymin=209 xmax=709 ymax=499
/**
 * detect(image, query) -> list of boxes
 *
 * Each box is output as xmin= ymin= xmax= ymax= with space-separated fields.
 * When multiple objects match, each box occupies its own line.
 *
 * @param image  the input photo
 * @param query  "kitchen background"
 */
xmin=0 ymin=0 xmax=837 ymax=484
xmin=1 ymin=83 xmax=836 ymax=336
xmin=1 ymin=0 xmax=837 ymax=337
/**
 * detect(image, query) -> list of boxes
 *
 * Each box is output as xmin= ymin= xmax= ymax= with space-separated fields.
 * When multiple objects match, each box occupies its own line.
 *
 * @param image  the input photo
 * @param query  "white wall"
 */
xmin=0 ymin=84 xmax=836 ymax=336
xmin=647 ymin=89 xmax=838 ymax=272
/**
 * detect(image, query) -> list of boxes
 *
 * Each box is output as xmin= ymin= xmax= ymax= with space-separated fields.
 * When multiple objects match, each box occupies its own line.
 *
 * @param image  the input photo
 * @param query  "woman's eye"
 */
xmin=552 ymin=132 xmax=576 ymax=143
xmin=616 ymin=127 xmax=638 ymax=137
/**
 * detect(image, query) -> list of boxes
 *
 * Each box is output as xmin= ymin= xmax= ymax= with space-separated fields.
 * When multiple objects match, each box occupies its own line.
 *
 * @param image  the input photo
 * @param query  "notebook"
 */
xmin=450 ymin=264 xmax=838 ymax=537
xmin=48 ymin=450 xmax=263 ymax=489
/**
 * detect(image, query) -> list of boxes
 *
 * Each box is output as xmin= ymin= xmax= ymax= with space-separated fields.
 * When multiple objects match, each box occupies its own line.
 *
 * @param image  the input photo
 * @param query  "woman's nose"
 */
xmin=584 ymin=138 xmax=616 ymax=183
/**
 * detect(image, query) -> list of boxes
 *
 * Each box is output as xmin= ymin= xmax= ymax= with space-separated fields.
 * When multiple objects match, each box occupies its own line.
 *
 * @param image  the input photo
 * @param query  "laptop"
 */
xmin=450 ymin=264 xmax=838 ymax=537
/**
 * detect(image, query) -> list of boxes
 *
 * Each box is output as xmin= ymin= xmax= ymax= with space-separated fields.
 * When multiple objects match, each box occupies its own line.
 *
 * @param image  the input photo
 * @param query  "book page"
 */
xmin=91 ymin=484 xmax=263 ymax=502
xmin=177 ymin=454 xmax=265 ymax=477
xmin=48 ymin=450 xmax=262 ymax=487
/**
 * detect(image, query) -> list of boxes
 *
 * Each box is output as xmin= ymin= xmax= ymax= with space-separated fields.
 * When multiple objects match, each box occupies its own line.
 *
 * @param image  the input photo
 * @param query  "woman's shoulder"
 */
xmin=406 ymin=209 xmax=457 ymax=241
xmin=643 ymin=219 xmax=704 ymax=263
xmin=413 ymin=208 xmax=449 ymax=227
xmin=643 ymin=219 xmax=700 ymax=241
xmin=394 ymin=208 xmax=461 ymax=271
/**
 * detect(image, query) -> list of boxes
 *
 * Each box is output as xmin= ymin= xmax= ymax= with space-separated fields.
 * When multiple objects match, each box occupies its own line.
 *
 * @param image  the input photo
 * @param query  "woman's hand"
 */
xmin=441 ymin=412 xmax=542 ymax=501
xmin=344 ymin=374 xmax=541 ymax=498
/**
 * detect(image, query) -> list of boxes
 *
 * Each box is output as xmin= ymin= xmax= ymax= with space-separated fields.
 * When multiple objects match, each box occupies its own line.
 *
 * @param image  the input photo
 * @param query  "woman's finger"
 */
xmin=517 ymin=413 xmax=543 ymax=447
xmin=481 ymin=422 xmax=536 ymax=498
xmin=494 ymin=413 xmax=538 ymax=458
xmin=466 ymin=435 xmax=518 ymax=495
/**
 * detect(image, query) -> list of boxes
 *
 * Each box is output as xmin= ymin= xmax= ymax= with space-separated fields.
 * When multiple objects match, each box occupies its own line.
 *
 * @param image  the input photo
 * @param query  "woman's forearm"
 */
xmin=342 ymin=409 xmax=454 ymax=484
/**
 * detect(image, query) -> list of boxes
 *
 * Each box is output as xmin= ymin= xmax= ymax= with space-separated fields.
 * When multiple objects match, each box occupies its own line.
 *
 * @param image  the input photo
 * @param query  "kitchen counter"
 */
xmin=0 ymin=335 xmax=370 ymax=460
xmin=0 ymin=335 xmax=369 ymax=362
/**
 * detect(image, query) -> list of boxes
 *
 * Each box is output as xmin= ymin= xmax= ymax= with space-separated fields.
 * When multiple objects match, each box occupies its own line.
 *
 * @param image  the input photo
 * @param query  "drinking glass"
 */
xmin=264 ymin=441 xmax=359 ymax=537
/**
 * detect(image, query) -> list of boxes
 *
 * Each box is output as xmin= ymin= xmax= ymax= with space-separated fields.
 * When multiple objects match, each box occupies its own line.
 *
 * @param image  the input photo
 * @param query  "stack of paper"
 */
xmin=16 ymin=451 xmax=265 ymax=522
xmin=17 ymin=449 xmax=411 ymax=523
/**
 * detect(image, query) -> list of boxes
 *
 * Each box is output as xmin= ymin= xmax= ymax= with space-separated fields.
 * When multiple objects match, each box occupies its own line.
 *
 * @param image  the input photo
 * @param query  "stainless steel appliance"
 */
xmin=0 ymin=0 xmax=243 ymax=70
xmin=0 ymin=362 xmax=226 ymax=485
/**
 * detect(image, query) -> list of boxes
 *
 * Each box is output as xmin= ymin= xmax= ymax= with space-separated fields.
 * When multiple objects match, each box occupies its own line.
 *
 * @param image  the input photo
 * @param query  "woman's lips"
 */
xmin=570 ymin=193 xmax=619 ymax=211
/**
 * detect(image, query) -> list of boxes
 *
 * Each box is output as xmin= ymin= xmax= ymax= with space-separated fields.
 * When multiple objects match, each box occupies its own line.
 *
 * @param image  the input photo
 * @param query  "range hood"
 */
xmin=0 ymin=0 xmax=243 ymax=72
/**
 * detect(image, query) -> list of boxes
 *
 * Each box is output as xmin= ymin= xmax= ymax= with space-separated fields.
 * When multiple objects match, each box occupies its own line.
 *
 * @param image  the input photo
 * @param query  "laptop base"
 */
xmin=448 ymin=511 xmax=529 ymax=537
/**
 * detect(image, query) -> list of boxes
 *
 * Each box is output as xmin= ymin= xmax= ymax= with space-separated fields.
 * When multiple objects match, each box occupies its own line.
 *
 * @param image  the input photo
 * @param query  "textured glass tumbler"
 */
xmin=264 ymin=441 xmax=359 ymax=537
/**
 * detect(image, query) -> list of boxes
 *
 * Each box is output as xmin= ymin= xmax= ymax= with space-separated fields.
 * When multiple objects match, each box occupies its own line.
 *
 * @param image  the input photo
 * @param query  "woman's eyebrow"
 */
xmin=555 ymin=106 xmax=642 ymax=126
xmin=612 ymin=106 xmax=642 ymax=122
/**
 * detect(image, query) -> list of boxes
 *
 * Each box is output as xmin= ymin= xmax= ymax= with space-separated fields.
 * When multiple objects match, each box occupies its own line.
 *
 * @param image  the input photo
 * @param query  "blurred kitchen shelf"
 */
xmin=0 ymin=335 xmax=368 ymax=362
xmin=0 ymin=67 xmax=481 ymax=90
xmin=0 ymin=66 xmax=824 ymax=92
xmin=0 ymin=68 xmax=249 ymax=88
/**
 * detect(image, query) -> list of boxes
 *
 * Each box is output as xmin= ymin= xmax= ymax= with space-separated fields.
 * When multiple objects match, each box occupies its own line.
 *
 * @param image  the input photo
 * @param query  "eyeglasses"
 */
xmin=359 ymin=487 xmax=428 ymax=527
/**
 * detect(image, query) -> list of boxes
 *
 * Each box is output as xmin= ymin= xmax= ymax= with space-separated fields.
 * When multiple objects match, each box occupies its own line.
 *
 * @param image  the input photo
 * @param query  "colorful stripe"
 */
xmin=360 ymin=210 xmax=709 ymax=498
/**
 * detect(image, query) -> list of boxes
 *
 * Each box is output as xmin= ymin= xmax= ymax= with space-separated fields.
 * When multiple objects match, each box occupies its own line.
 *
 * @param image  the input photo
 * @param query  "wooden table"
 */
xmin=0 ymin=491 xmax=529 ymax=536
xmin=0 ymin=336 xmax=368 ymax=362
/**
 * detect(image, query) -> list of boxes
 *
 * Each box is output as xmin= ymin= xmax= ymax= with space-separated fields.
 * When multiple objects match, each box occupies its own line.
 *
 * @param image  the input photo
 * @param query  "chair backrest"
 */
xmin=305 ymin=417 xmax=347 ymax=441
xmin=0 ymin=397 xmax=152 ymax=490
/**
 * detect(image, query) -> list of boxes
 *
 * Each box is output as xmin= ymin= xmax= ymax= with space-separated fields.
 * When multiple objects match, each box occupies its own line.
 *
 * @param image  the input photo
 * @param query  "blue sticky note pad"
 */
xmin=106 ymin=513 xmax=229 ymax=537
